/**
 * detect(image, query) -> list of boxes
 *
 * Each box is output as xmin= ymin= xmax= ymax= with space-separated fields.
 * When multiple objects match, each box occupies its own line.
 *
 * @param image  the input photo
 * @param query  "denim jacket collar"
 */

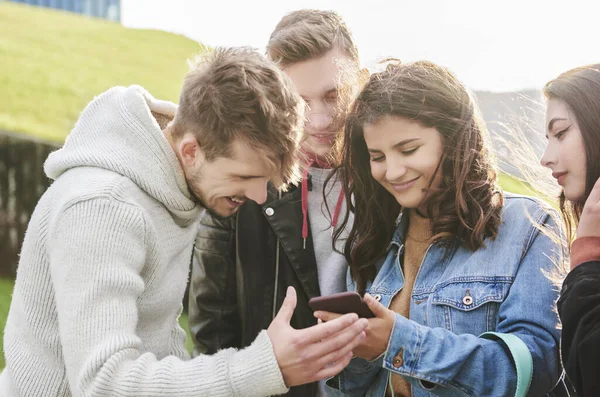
xmin=387 ymin=209 xmax=408 ymax=251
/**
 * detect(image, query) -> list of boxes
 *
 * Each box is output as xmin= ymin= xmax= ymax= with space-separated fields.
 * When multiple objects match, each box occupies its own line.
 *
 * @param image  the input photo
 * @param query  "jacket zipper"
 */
xmin=272 ymin=190 xmax=283 ymax=320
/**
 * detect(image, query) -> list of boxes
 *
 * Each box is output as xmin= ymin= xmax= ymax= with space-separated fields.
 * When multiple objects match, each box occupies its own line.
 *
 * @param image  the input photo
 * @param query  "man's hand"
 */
xmin=267 ymin=287 xmax=368 ymax=387
xmin=577 ymin=177 xmax=600 ymax=239
xmin=315 ymin=293 xmax=395 ymax=361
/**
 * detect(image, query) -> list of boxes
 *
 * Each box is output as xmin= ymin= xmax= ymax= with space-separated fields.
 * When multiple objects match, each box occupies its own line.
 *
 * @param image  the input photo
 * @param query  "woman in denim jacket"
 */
xmin=318 ymin=60 xmax=564 ymax=396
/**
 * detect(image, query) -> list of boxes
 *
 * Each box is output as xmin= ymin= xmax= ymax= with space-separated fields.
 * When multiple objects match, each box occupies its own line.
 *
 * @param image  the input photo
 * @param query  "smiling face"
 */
xmin=283 ymin=48 xmax=356 ymax=160
xmin=364 ymin=116 xmax=444 ymax=212
xmin=541 ymin=98 xmax=588 ymax=202
xmin=184 ymin=138 xmax=276 ymax=218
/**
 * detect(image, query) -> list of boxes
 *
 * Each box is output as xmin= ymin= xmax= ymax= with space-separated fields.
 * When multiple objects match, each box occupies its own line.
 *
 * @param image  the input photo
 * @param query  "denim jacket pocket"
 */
xmin=431 ymin=280 xmax=509 ymax=335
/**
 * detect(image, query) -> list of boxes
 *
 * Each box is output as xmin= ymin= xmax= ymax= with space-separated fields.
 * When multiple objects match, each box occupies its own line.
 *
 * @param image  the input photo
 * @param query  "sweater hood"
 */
xmin=45 ymin=85 xmax=200 ymax=220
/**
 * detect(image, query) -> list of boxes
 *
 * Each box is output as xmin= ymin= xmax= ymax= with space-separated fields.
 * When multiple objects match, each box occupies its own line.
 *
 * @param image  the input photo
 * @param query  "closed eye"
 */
xmin=235 ymin=175 xmax=263 ymax=180
xmin=401 ymin=147 xmax=419 ymax=155
xmin=325 ymin=94 xmax=338 ymax=103
xmin=324 ymin=88 xmax=339 ymax=103
xmin=555 ymin=126 xmax=570 ymax=140
xmin=370 ymin=156 xmax=385 ymax=162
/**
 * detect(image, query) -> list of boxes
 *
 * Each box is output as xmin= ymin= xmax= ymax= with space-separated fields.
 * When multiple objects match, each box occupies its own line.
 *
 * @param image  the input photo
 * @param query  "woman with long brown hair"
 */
xmin=541 ymin=64 xmax=600 ymax=397
xmin=317 ymin=60 xmax=564 ymax=396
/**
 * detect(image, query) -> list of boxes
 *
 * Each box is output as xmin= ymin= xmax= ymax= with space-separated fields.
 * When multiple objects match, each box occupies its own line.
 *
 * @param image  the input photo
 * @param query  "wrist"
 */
xmin=571 ymin=236 xmax=600 ymax=269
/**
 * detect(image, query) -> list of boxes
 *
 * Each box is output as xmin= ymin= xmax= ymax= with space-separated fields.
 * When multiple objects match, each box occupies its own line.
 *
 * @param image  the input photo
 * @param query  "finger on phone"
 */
xmin=314 ymin=310 xmax=343 ymax=322
xmin=299 ymin=312 xmax=361 ymax=344
xmin=306 ymin=318 xmax=368 ymax=359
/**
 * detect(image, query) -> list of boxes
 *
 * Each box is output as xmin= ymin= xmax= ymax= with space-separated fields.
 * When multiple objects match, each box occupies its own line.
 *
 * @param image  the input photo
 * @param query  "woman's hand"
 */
xmin=577 ymin=177 xmax=600 ymax=239
xmin=315 ymin=293 xmax=396 ymax=361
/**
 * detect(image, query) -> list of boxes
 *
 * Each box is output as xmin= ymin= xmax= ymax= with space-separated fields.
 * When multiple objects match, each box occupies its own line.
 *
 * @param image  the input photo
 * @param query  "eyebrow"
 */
xmin=547 ymin=117 xmax=568 ymax=132
xmin=368 ymin=138 xmax=420 ymax=153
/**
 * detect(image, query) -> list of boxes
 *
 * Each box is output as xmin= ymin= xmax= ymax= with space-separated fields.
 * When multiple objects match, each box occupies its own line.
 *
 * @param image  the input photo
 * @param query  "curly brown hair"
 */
xmin=334 ymin=60 xmax=504 ymax=294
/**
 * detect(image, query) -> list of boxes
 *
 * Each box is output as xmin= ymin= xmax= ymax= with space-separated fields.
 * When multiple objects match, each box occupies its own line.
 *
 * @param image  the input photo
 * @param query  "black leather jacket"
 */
xmin=558 ymin=260 xmax=600 ymax=397
xmin=188 ymin=183 xmax=320 ymax=397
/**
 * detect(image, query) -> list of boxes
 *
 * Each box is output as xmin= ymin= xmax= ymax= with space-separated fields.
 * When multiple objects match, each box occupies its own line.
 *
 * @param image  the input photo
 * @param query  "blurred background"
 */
xmin=0 ymin=0 xmax=597 ymax=369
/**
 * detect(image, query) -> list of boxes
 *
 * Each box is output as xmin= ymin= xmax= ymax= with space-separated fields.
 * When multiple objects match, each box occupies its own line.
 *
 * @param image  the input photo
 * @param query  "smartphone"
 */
xmin=308 ymin=291 xmax=375 ymax=318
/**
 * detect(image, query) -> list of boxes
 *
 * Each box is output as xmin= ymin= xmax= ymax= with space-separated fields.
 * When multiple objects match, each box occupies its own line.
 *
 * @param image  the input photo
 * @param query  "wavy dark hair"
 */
xmin=333 ymin=60 xmax=504 ymax=294
xmin=543 ymin=64 xmax=600 ymax=246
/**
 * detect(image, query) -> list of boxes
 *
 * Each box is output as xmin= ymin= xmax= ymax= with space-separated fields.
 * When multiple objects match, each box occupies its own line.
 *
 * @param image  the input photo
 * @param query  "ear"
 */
xmin=178 ymin=136 xmax=202 ymax=167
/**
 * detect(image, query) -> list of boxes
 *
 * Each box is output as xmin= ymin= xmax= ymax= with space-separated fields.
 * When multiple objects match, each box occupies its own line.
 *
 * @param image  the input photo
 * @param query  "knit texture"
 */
xmin=0 ymin=86 xmax=288 ymax=397
xmin=387 ymin=210 xmax=433 ymax=397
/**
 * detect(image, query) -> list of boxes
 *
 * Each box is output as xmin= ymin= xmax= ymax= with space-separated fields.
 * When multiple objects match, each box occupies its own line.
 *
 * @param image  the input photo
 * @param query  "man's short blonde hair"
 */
xmin=266 ymin=9 xmax=359 ymax=67
xmin=172 ymin=47 xmax=303 ymax=188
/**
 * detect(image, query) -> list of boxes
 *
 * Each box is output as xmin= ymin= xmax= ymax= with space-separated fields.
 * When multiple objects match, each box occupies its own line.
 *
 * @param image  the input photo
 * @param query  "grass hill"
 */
xmin=0 ymin=278 xmax=13 ymax=369
xmin=0 ymin=2 xmax=545 ymax=195
xmin=0 ymin=2 xmax=206 ymax=142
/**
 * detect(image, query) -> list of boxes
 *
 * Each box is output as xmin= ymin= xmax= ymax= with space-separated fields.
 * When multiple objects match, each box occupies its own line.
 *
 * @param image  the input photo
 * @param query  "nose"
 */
xmin=385 ymin=157 xmax=408 ymax=182
xmin=306 ymin=112 xmax=333 ymax=132
xmin=245 ymin=179 xmax=269 ymax=205
xmin=540 ymin=142 xmax=556 ymax=169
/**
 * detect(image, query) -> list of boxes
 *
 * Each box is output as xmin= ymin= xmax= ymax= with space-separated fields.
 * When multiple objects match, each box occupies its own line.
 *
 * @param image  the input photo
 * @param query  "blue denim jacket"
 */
xmin=331 ymin=195 xmax=563 ymax=396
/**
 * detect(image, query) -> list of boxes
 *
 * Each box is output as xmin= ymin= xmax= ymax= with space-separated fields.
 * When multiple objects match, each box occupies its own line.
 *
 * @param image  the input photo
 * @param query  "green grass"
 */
xmin=0 ymin=2 xmax=206 ymax=142
xmin=498 ymin=172 xmax=558 ymax=209
xmin=179 ymin=313 xmax=195 ymax=355
xmin=498 ymin=172 xmax=539 ymax=196
xmin=0 ymin=277 xmax=194 ymax=371
xmin=0 ymin=278 xmax=15 ymax=370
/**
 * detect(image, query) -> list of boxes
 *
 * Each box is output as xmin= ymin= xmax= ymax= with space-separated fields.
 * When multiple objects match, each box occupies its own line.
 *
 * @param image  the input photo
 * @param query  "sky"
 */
xmin=121 ymin=0 xmax=597 ymax=92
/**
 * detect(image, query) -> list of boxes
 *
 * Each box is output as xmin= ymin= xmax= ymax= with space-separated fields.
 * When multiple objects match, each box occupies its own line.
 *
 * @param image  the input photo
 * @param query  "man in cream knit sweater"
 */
xmin=0 ymin=47 xmax=367 ymax=397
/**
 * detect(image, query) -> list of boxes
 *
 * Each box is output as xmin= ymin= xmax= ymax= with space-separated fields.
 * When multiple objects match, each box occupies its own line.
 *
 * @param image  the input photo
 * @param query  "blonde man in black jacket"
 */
xmin=188 ymin=9 xmax=364 ymax=397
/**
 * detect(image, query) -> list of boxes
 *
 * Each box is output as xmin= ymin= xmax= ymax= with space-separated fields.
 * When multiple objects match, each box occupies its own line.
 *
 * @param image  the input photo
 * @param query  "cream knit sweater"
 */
xmin=0 ymin=86 xmax=288 ymax=397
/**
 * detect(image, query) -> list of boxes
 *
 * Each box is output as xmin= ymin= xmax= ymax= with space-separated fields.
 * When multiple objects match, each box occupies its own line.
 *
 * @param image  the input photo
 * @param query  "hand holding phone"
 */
xmin=309 ymin=291 xmax=375 ymax=318
xmin=313 ymin=293 xmax=396 ymax=361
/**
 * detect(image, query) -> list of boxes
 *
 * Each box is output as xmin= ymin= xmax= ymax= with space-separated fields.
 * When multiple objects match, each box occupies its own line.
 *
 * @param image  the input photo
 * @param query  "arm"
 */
xmin=49 ymin=198 xmax=287 ymax=397
xmin=188 ymin=211 xmax=240 ymax=355
xmin=570 ymin=237 xmax=600 ymax=269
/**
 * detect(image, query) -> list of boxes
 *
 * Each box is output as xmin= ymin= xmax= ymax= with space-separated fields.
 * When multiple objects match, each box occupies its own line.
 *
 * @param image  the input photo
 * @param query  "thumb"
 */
xmin=274 ymin=286 xmax=297 ymax=324
xmin=364 ymin=293 xmax=389 ymax=318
